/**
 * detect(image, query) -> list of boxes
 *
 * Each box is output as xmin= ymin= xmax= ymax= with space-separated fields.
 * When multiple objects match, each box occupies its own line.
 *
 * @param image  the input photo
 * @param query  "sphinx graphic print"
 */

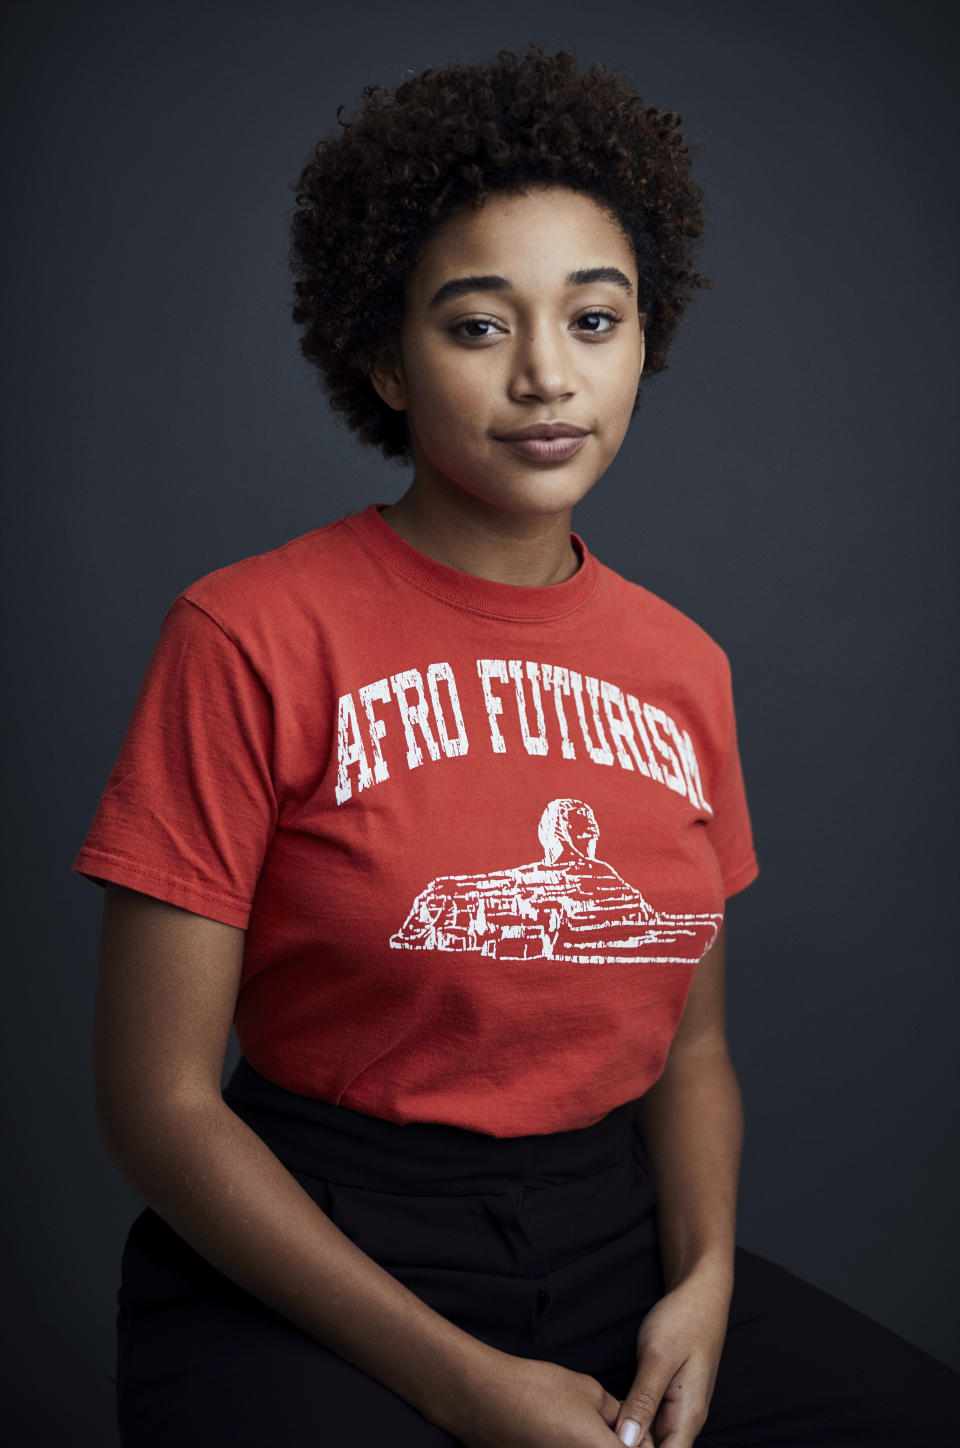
xmin=390 ymin=797 xmax=723 ymax=965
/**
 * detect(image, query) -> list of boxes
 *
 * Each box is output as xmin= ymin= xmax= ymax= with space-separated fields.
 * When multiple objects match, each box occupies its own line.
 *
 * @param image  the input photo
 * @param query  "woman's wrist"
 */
xmin=426 ymin=1338 xmax=514 ymax=1439
xmin=664 ymin=1247 xmax=735 ymax=1298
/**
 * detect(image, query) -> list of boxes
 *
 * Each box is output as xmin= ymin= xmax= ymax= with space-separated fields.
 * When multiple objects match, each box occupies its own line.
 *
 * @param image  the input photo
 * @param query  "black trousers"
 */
xmin=115 ymin=1056 xmax=959 ymax=1445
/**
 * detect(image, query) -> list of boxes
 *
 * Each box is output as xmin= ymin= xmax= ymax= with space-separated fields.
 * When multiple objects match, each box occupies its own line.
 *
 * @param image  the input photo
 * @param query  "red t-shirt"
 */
xmin=73 ymin=503 xmax=758 ymax=1136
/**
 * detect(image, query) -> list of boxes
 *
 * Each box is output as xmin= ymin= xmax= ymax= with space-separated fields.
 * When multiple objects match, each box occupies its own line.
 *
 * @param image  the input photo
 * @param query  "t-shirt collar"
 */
xmin=343 ymin=503 xmax=598 ymax=622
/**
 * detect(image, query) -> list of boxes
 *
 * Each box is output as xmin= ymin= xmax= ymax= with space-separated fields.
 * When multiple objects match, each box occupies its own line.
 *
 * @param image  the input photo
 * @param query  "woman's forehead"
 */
xmin=408 ymin=188 xmax=636 ymax=296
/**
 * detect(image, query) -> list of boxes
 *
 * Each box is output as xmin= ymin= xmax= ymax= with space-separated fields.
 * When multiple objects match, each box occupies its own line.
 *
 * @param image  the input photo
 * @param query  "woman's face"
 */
xmin=371 ymin=185 xmax=645 ymax=521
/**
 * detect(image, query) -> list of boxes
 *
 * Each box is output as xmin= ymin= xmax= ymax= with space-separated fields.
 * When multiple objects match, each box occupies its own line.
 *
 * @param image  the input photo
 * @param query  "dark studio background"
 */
xmin=3 ymin=0 xmax=958 ymax=1439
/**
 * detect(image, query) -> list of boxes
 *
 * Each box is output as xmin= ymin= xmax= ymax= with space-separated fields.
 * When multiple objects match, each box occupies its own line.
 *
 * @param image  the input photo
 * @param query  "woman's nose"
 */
xmin=509 ymin=322 xmax=576 ymax=400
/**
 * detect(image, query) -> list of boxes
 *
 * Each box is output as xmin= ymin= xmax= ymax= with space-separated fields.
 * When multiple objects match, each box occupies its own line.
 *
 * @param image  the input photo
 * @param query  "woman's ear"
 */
xmin=369 ymin=335 xmax=408 ymax=412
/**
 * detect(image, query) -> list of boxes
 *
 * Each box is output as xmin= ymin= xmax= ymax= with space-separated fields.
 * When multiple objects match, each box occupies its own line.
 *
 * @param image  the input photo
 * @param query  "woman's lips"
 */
xmin=495 ymin=434 xmax=590 ymax=463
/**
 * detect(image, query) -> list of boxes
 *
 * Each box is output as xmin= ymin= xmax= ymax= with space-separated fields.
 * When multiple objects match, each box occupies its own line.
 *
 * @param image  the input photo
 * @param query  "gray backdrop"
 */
xmin=4 ymin=0 xmax=957 ymax=1440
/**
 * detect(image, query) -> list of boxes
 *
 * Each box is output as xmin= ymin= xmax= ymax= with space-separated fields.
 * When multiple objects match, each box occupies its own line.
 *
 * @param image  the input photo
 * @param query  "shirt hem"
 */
xmin=722 ymin=854 xmax=759 ymax=899
xmin=71 ymin=847 xmax=252 ymax=929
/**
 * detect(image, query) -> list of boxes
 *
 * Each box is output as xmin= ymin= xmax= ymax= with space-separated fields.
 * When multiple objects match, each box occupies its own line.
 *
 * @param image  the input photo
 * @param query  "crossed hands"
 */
xmin=451 ymin=1268 xmax=730 ymax=1448
xmin=610 ymin=1268 xmax=730 ymax=1447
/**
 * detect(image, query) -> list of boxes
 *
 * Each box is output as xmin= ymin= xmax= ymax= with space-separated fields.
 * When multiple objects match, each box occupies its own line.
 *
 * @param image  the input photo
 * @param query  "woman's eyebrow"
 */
xmin=427 ymin=266 xmax=634 ymax=309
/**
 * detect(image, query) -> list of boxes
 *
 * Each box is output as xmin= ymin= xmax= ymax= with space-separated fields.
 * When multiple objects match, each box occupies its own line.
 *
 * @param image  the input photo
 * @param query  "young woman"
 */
xmin=73 ymin=43 xmax=958 ymax=1448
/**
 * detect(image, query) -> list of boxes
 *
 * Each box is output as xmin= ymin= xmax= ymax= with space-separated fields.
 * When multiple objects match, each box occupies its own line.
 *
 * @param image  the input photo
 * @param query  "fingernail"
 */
xmin=618 ymin=1420 xmax=642 ymax=1447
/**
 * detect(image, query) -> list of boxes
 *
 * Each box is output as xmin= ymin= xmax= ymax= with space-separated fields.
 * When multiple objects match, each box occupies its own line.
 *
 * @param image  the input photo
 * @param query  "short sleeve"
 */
xmin=704 ymin=652 xmax=758 ymax=899
xmin=71 ymin=595 xmax=278 ymax=928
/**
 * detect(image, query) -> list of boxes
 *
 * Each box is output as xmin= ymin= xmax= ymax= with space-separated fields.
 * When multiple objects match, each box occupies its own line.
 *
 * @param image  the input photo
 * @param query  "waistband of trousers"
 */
xmin=221 ymin=1055 xmax=641 ymax=1195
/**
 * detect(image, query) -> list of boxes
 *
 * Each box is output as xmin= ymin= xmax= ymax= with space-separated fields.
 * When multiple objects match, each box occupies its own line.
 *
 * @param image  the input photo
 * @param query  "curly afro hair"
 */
xmin=288 ymin=41 xmax=712 ymax=465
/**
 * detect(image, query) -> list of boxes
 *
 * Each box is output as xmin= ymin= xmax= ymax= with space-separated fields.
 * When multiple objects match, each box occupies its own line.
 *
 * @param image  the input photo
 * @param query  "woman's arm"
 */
xmin=633 ymin=920 xmax=743 ymax=1292
xmin=613 ymin=922 xmax=743 ymax=1447
xmin=94 ymin=884 xmax=622 ymax=1448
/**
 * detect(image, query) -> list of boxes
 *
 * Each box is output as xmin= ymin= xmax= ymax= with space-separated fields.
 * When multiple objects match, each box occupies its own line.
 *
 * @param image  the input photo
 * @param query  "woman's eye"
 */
xmin=450 ymin=310 xmax=622 ymax=341
xmin=450 ymin=318 xmax=501 ymax=339
xmin=576 ymin=309 xmax=622 ymax=334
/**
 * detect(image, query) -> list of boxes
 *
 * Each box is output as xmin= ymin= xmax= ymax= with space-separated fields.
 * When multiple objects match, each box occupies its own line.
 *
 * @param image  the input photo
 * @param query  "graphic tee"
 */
xmin=72 ymin=503 xmax=758 ymax=1136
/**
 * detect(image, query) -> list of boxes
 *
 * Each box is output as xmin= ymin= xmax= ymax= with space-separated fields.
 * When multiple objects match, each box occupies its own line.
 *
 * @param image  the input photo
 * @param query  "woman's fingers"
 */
xmin=600 ymin=1391 xmax=622 ymax=1426
xmin=616 ymin=1382 xmax=663 ymax=1446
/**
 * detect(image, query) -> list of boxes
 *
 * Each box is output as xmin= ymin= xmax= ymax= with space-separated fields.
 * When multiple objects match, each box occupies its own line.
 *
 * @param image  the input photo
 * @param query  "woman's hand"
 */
xmin=612 ymin=1264 xmax=732 ymax=1448
xmin=450 ymin=1351 xmax=624 ymax=1448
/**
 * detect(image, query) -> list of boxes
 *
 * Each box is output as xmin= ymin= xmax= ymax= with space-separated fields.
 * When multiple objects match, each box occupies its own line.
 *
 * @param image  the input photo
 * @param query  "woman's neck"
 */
xmin=379 ymin=483 xmax=580 ymax=588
